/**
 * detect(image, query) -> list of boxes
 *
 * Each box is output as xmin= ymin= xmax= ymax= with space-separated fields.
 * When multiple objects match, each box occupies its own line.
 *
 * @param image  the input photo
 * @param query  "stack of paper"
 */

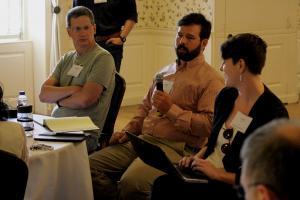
xmin=43 ymin=116 xmax=99 ymax=132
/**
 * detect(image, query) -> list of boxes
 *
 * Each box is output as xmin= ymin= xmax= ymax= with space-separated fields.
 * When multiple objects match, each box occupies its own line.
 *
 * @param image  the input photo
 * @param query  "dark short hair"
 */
xmin=177 ymin=13 xmax=211 ymax=40
xmin=221 ymin=33 xmax=267 ymax=74
xmin=66 ymin=6 xmax=95 ymax=28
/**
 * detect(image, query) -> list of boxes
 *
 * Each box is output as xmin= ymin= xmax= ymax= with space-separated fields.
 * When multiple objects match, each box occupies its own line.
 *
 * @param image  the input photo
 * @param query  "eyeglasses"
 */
xmin=221 ymin=128 xmax=233 ymax=154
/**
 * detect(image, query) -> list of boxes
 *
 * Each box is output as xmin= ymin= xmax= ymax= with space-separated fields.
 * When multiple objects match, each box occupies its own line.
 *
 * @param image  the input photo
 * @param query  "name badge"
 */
xmin=163 ymin=80 xmax=173 ymax=94
xmin=231 ymin=111 xmax=253 ymax=134
xmin=94 ymin=0 xmax=107 ymax=3
xmin=67 ymin=64 xmax=83 ymax=77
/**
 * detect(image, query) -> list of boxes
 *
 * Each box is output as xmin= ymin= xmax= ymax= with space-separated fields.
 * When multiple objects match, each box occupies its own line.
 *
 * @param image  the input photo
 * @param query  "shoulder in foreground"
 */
xmin=0 ymin=121 xmax=24 ymax=130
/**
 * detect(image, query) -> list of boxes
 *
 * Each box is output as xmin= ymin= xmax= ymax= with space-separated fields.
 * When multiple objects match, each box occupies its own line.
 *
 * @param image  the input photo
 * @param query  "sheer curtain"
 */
xmin=50 ymin=0 xmax=61 ymax=72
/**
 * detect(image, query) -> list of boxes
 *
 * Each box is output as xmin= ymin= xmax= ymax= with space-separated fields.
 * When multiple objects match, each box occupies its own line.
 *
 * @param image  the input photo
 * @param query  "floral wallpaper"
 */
xmin=136 ymin=0 xmax=213 ymax=29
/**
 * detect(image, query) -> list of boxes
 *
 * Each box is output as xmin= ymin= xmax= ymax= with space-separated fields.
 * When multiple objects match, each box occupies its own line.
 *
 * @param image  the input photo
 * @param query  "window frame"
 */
xmin=0 ymin=0 xmax=23 ymax=40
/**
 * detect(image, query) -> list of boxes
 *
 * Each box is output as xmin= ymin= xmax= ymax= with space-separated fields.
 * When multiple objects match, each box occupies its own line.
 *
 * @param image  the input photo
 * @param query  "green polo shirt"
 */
xmin=51 ymin=44 xmax=115 ymax=134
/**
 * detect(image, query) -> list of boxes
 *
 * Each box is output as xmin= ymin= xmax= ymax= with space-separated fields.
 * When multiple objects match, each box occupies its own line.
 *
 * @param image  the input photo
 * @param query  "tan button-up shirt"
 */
xmin=124 ymin=55 xmax=224 ymax=148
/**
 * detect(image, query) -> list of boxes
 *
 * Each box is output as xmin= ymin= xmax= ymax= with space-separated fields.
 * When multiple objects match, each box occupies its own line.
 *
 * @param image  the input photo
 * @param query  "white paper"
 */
xmin=163 ymin=80 xmax=173 ymax=94
xmin=67 ymin=64 xmax=83 ymax=77
xmin=94 ymin=0 xmax=107 ymax=3
xmin=231 ymin=111 xmax=253 ymax=133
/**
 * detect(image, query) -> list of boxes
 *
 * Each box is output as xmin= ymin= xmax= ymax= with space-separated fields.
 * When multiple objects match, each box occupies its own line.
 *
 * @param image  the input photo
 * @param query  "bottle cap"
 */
xmin=19 ymin=91 xmax=25 ymax=95
xmin=17 ymin=105 xmax=32 ymax=113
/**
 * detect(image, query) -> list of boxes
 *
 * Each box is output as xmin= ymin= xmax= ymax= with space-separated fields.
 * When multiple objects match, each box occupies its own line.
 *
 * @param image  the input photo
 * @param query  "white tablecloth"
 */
xmin=23 ymin=115 xmax=94 ymax=200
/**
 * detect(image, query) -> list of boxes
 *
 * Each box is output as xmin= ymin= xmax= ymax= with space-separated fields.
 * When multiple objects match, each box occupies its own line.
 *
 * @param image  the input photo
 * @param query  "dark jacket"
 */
xmin=73 ymin=0 xmax=138 ymax=36
xmin=204 ymin=86 xmax=289 ymax=183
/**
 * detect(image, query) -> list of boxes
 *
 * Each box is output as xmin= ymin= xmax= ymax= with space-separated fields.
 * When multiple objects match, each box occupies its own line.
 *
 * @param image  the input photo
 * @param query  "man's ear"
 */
xmin=93 ymin=24 xmax=96 ymax=34
xmin=256 ymin=185 xmax=278 ymax=200
xmin=67 ymin=28 xmax=71 ymax=37
xmin=201 ymin=39 xmax=208 ymax=48
xmin=200 ymin=39 xmax=208 ymax=52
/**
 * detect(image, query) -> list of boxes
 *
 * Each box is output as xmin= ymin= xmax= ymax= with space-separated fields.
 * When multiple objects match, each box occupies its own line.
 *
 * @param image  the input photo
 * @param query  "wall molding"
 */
xmin=0 ymin=41 xmax=33 ymax=107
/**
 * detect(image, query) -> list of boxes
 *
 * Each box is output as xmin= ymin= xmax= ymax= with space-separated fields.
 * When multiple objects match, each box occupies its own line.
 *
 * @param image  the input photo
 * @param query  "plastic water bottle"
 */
xmin=17 ymin=91 xmax=33 ymax=136
xmin=17 ymin=91 xmax=28 ymax=107
xmin=17 ymin=105 xmax=34 ymax=136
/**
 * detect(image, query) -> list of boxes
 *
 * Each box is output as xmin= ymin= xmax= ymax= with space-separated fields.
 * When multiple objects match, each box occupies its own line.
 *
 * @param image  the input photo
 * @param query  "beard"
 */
xmin=176 ymin=43 xmax=202 ymax=62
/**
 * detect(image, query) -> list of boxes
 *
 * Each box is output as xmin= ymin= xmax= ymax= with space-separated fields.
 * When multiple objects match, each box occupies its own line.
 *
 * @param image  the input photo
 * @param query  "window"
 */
xmin=0 ymin=0 xmax=23 ymax=39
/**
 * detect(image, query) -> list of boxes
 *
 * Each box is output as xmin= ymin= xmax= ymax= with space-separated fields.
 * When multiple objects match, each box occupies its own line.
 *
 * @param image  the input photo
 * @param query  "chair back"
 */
xmin=0 ymin=149 xmax=28 ymax=199
xmin=99 ymin=72 xmax=126 ymax=148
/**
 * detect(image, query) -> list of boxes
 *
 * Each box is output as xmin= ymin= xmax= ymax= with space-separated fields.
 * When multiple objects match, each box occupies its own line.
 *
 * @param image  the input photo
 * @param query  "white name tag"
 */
xmin=163 ymin=80 xmax=173 ymax=94
xmin=231 ymin=111 xmax=253 ymax=134
xmin=67 ymin=64 xmax=83 ymax=77
xmin=94 ymin=0 xmax=107 ymax=3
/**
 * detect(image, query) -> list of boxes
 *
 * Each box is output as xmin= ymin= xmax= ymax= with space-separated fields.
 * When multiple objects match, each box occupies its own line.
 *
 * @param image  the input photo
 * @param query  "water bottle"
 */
xmin=17 ymin=105 xmax=34 ymax=136
xmin=17 ymin=91 xmax=28 ymax=107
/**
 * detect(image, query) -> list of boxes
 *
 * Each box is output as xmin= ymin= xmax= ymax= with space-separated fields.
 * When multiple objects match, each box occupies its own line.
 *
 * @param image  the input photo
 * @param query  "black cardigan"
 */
xmin=203 ymin=86 xmax=289 ymax=183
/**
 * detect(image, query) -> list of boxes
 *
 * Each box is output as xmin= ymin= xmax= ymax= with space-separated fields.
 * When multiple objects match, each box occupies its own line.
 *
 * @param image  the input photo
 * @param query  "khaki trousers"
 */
xmin=89 ymin=134 xmax=192 ymax=200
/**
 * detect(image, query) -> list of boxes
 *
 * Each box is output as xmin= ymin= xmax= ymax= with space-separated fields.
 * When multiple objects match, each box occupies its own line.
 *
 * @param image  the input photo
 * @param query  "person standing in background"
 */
xmin=73 ymin=0 xmax=138 ymax=72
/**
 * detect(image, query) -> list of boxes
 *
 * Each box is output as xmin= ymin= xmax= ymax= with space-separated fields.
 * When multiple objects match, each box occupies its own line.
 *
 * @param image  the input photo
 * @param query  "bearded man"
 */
xmin=89 ymin=13 xmax=224 ymax=200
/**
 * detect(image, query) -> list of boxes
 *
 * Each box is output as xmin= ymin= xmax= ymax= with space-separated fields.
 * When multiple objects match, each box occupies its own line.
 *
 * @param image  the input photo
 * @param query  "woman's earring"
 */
xmin=239 ymin=74 xmax=243 ymax=82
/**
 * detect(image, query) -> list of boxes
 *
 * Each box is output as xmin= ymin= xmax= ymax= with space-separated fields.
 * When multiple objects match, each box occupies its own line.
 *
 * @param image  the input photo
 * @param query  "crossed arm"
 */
xmin=39 ymin=77 xmax=103 ymax=109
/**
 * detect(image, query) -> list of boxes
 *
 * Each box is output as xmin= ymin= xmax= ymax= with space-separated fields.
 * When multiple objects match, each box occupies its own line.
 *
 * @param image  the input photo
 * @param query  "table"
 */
xmin=13 ymin=115 xmax=94 ymax=200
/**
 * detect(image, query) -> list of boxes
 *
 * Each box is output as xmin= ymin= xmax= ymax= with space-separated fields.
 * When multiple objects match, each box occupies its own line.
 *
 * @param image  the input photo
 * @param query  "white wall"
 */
xmin=0 ymin=41 xmax=33 ymax=107
xmin=296 ymin=0 xmax=300 ymax=93
xmin=213 ymin=0 xmax=298 ymax=103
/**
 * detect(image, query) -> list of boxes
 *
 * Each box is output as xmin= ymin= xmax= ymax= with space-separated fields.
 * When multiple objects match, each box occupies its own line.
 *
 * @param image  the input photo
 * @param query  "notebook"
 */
xmin=33 ymin=133 xmax=87 ymax=142
xmin=126 ymin=132 xmax=209 ymax=183
xmin=42 ymin=116 xmax=99 ymax=132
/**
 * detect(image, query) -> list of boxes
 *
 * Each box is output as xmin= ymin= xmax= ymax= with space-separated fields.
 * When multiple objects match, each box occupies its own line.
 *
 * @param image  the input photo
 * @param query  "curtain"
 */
xmin=50 ymin=0 xmax=61 ymax=73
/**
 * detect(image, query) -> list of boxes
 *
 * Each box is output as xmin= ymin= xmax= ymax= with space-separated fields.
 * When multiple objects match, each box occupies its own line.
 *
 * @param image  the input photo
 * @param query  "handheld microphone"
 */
xmin=155 ymin=74 xmax=164 ymax=116
xmin=156 ymin=73 xmax=164 ymax=92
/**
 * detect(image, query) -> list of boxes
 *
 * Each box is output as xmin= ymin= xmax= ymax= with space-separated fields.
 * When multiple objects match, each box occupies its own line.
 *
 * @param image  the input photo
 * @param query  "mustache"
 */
xmin=176 ymin=45 xmax=188 ymax=51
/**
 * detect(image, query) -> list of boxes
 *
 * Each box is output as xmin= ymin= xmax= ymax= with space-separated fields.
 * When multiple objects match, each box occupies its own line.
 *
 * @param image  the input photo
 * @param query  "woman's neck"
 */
xmin=238 ymin=75 xmax=264 ymax=103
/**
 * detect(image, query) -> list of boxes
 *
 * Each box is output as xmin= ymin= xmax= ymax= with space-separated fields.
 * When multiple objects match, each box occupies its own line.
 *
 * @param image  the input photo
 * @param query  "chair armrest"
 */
xmin=97 ymin=132 xmax=112 ymax=149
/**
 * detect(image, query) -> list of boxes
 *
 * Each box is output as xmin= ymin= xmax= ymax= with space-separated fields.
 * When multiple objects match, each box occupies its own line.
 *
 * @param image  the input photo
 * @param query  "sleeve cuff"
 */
xmin=166 ymin=104 xmax=182 ymax=121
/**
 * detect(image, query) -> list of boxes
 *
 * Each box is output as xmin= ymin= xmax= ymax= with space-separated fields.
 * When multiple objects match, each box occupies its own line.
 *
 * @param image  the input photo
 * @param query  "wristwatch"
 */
xmin=119 ymin=35 xmax=126 ymax=43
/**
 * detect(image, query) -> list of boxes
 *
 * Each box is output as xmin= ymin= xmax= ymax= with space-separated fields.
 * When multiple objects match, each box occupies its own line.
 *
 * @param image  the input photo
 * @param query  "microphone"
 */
xmin=155 ymin=74 xmax=164 ymax=116
xmin=156 ymin=73 xmax=164 ymax=92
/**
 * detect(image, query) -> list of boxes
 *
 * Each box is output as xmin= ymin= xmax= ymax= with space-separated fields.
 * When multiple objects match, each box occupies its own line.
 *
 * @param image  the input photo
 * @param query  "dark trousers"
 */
xmin=97 ymin=41 xmax=123 ymax=73
xmin=151 ymin=174 xmax=241 ymax=200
